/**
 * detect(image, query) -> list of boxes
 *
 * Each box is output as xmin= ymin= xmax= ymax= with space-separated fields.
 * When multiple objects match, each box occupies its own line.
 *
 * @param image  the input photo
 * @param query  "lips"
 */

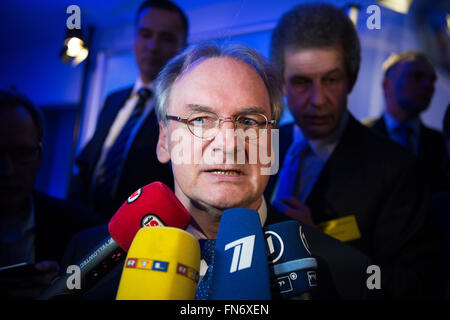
xmin=207 ymin=170 xmax=242 ymax=175
xmin=303 ymin=114 xmax=331 ymax=125
xmin=203 ymin=167 xmax=244 ymax=176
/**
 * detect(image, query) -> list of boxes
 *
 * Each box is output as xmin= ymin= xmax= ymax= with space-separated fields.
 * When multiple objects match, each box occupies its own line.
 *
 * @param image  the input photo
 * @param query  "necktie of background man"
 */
xmin=271 ymin=139 xmax=323 ymax=211
xmin=93 ymin=88 xmax=152 ymax=211
xmin=393 ymin=123 xmax=415 ymax=154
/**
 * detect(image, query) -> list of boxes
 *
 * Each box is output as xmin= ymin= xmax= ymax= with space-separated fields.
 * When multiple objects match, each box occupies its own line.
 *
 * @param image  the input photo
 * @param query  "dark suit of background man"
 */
xmin=69 ymin=0 xmax=189 ymax=221
xmin=432 ymin=104 xmax=450 ymax=298
xmin=266 ymin=3 xmax=441 ymax=299
xmin=0 ymin=90 xmax=100 ymax=299
xmin=365 ymin=51 xmax=449 ymax=192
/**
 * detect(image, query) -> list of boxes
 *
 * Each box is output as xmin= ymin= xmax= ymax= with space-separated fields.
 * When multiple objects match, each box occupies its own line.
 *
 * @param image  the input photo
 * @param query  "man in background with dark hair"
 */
xmin=69 ymin=0 xmax=188 ymax=221
xmin=365 ymin=51 xmax=449 ymax=192
xmin=0 ymin=90 xmax=100 ymax=299
xmin=266 ymin=3 xmax=442 ymax=298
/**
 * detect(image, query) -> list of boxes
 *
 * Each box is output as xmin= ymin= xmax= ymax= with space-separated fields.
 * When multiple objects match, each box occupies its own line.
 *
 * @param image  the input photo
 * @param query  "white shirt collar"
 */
xmin=293 ymin=111 xmax=349 ymax=161
xmin=383 ymin=111 xmax=421 ymax=136
xmin=132 ymin=77 xmax=155 ymax=96
xmin=186 ymin=197 xmax=268 ymax=240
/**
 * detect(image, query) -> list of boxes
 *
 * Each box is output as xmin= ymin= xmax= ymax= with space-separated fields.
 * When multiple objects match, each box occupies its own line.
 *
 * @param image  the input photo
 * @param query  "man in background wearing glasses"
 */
xmin=0 ymin=90 xmax=100 ymax=299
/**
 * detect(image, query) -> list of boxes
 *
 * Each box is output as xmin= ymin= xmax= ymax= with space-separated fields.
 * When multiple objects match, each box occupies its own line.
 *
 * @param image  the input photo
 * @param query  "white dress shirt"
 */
xmin=93 ymin=78 xmax=155 ymax=184
xmin=186 ymin=197 xmax=268 ymax=277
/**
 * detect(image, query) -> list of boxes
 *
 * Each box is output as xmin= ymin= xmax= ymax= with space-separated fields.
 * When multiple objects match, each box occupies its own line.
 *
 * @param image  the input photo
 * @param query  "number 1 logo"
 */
xmin=224 ymin=235 xmax=255 ymax=273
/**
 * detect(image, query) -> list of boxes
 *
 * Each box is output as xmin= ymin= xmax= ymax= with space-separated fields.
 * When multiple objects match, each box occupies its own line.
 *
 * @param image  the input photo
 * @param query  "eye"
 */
xmin=159 ymin=32 xmax=178 ymax=44
xmin=188 ymin=113 xmax=217 ymax=128
xmin=137 ymin=28 xmax=152 ymax=39
xmin=324 ymin=77 xmax=338 ymax=84
xmin=240 ymin=117 xmax=259 ymax=127
xmin=290 ymin=76 xmax=311 ymax=86
xmin=237 ymin=113 xmax=267 ymax=128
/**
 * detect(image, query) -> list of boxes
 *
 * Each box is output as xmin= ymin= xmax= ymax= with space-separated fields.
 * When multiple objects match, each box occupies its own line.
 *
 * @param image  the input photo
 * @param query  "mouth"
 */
xmin=206 ymin=169 xmax=242 ymax=175
xmin=202 ymin=166 xmax=245 ymax=177
xmin=304 ymin=114 xmax=331 ymax=124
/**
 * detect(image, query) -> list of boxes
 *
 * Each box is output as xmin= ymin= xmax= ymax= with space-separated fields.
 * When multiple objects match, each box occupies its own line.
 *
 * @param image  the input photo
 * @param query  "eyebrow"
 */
xmin=323 ymin=68 xmax=342 ymax=76
xmin=186 ymin=104 xmax=268 ymax=116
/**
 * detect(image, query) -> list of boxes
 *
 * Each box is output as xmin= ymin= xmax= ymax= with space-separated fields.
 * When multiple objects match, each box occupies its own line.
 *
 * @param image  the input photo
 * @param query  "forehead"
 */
xmin=395 ymin=59 xmax=435 ymax=77
xmin=169 ymin=57 xmax=271 ymax=115
xmin=0 ymin=106 xmax=39 ymax=145
xmin=283 ymin=46 xmax=346 ymax=76
xmin=136 ymin=7 xmax=184 ymax=34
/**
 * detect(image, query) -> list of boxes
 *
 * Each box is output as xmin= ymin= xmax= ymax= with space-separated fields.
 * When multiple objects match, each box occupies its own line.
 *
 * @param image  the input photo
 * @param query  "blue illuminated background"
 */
xmin=0 ymin=0 xmax=448 ymax=199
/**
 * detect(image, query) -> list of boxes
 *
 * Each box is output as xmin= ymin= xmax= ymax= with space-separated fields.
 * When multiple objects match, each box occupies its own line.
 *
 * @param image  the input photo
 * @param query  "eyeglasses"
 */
xmin=0 ymin=145 xmax=42 ymax=164
xmin=166 ymin=111 xmax=275 ymax=139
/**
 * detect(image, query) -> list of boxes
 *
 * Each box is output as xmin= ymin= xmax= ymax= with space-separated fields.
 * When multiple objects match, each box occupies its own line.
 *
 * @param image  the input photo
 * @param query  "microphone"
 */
xmin=263 ymin=220 xmax=318 ymax=299
xmin=116 ymin=226 xmax=200 ymax=300
xmin=209 ymin=208 xmax=271 ymax=300
xmin=37 ymin=182 xmax=190 ymax=300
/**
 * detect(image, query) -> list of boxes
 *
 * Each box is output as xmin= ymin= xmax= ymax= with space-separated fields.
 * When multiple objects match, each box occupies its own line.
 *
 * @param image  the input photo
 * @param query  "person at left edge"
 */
xmin=0 ymin=90 xmax=101 ymax=299
xmin=68 ymin=0 xmax=188 ymax=221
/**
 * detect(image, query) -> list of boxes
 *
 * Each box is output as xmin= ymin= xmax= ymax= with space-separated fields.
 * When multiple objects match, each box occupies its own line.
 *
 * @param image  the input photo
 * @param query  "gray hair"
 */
xmin=154 ymin=42 xmax=283 ymax=128
xmin=270 ymin=3 xmax=361 ymax=88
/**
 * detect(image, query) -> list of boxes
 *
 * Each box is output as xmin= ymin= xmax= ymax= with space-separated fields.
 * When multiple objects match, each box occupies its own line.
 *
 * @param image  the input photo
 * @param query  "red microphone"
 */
xmin=38 ymin=182 xmax=190 ymax=300
xmin=109 ymin=182 xmax=191 ymax=251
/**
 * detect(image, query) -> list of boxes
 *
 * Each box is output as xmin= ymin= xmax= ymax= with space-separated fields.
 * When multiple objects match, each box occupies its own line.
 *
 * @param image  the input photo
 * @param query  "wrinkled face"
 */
xmin=283 ymin=46 xmax=351 ymax=140
xmin=133 ymin=7 xmax=185 ymax=83
xmin=157 ymin=57 xmax=274 ymax=213
xmin=387 ymin=59 xmax=436 ymax=116
xmin=0 ymin=106 xmax=41 ymax=213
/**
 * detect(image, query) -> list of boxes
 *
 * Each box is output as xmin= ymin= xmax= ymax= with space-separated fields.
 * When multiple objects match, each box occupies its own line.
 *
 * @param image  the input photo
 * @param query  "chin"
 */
xmin=202 ymin=188 xmax=258 ymax=211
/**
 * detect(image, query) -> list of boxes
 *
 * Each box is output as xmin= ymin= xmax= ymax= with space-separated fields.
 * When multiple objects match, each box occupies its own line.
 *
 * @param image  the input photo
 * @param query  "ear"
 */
xmin=156 ymin=122 xmax=171 ymax=163
xmin=382 ymin=77 xmax=391 ymax=94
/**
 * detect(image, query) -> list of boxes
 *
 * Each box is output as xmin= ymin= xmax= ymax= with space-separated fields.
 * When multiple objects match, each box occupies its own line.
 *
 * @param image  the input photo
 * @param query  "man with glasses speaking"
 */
xmin=155 ymin=43 xmax=282 ymax=239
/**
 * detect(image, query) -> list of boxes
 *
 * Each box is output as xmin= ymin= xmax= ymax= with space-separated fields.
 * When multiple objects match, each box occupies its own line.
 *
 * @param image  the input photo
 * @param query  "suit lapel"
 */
xmin=306 ymin=116 xmax=363 ymax=223
xmin=87 ymin=87 xmax=133 ymax=174
xmin=265 ymin=123 xmax=294 ymax=199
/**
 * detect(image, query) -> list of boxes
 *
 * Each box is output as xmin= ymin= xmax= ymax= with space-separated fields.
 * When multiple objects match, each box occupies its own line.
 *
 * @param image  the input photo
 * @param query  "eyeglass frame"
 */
xmin=0 ymin=143 xmax=42 ymax=164
xmin=166 ymin=111 xmax=276 ymax=139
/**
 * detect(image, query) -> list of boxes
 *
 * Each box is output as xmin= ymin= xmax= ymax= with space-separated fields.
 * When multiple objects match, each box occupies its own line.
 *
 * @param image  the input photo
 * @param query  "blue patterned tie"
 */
xmin=271 ymin=139 xmax=309 ymax=212
xmin=195 ymin=239 xmax=216 ymax=300
xmin=93 ymin=88 xmax=152 ymax=207
xmin=271 ymin=139 xmax=324 ymax=210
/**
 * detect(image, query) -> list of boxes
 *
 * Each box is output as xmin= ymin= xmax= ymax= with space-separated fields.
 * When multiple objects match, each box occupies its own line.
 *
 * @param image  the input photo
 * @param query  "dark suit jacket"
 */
xmin=59 ymin=206 xmax=372 ymax=300
xmin=32 ymin=190 xmax=102 ymax=265
xmin=68 ymin=87 xmax=173 ymax=221
xmin=365 ymin=116 xmax=450 ymax=192
xmin=265 ymin=114 xmax=442 ymax=299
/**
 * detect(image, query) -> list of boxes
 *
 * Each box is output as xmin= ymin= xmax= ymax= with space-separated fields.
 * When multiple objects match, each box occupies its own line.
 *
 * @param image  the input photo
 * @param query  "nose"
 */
xmin=146 ymin=35 xmax=161 ymax=51
xmin=310 ymin=82 xmax=326 ymax=107
xmin=209 ymin=118 xmax=240 ymax=163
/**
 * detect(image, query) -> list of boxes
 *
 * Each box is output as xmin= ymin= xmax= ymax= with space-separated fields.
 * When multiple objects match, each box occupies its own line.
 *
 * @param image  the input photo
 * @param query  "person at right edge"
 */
xmin=266 ymin=3 xmax=443 ymax=299
xmin=365 ymin=51 xmax=449 ymax=193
